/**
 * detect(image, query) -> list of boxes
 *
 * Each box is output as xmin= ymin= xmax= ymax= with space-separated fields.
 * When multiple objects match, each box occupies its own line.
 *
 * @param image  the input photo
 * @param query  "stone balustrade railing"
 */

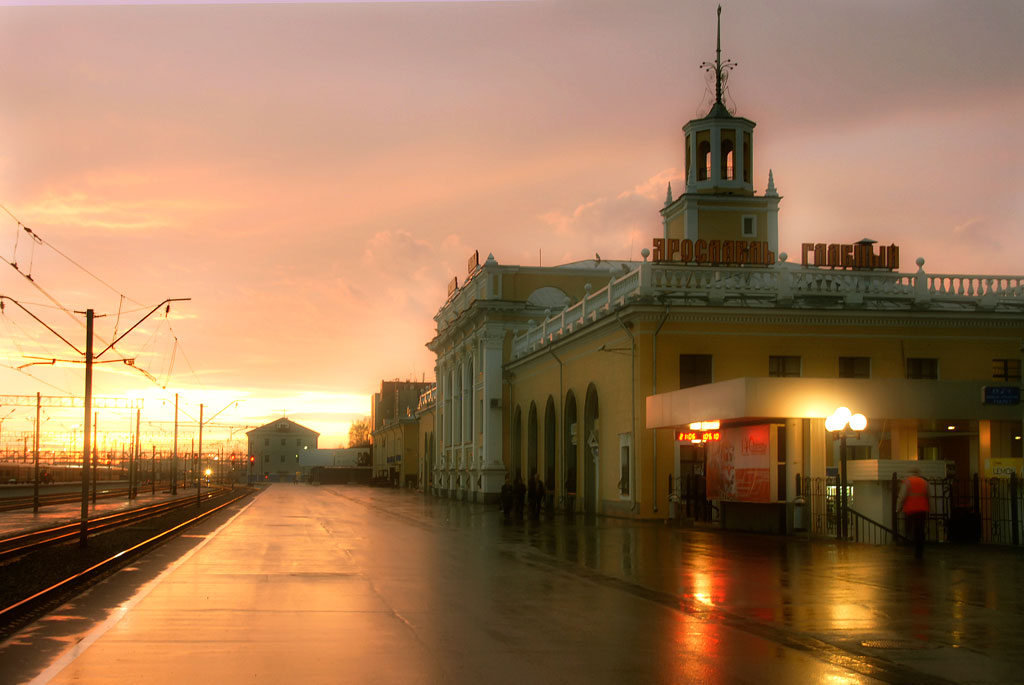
xmin=510 ymin=260 xmax=1024 ymax=360
xmin=417 ymin=385 xmax=437 ymax=411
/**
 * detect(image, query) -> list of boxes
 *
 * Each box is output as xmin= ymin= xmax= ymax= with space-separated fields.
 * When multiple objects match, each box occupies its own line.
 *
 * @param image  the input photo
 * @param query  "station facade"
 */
xmin=419 ymin=16 xmax=1024 ymax=529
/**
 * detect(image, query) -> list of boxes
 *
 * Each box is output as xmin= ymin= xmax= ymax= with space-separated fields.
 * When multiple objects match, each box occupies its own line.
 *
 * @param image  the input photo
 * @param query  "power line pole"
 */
xmin=32 ymin=392 xmax=40 ymax=513
xmin=133 ymin=408 xmax=140 ymax=500
xmin=197 ymin=404 xmax=203 ymax=506
xmin=91 ymin=411 xmax=98 ymax=505
xmin=79 ymin=309 xmax=93 ymax=547
xmin=0 ymin=296 xmax=188 ymax=546
xmin=172 ymin=393 xmax=178 ymax=495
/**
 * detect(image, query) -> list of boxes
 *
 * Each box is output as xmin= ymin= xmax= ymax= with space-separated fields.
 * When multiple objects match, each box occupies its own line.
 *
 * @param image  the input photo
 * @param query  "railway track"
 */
xmin=0 ymin=486 xmax=254 ymax=635
xmin=0 ymin=485 xmax=132 ymax=512
xmin=0 ymin=487 xmax=234 ymax=561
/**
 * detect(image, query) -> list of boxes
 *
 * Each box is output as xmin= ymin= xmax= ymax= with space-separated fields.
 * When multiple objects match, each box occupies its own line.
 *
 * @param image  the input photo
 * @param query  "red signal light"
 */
xmin=249 ymin=455 xmax=256 ymax=464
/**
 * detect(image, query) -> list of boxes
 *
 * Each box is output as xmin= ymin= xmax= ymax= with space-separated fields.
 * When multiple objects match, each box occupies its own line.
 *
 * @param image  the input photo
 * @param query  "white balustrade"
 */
xmin=509 ymin=261 xmax=1024 ymax=360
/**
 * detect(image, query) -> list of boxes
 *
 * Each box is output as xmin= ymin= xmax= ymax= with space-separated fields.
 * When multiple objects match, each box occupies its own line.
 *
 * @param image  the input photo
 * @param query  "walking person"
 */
xmin=527 ymin=471 xmax=545 ymax=520
xmin=897 ymin=467 xmax=930 ymax=559
xmin=536 ymin=476 xmax=546 ymax=519
xmin=513 ymin=474 xmax=526 ymax=520
xmin=527 ymin=472 xmax=538 ymax=520
xmin=500 ymin=475 xmax=514 ymax=521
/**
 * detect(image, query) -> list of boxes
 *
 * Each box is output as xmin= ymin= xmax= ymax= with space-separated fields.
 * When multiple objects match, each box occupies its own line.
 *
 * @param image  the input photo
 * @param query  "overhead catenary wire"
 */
xmin=1 ymin=205 xmax=189 ymax=395
xmin=2 ymin=205 xmax=144 ymax=308
xmin=0 ymin=362 xmax=73 ymax=396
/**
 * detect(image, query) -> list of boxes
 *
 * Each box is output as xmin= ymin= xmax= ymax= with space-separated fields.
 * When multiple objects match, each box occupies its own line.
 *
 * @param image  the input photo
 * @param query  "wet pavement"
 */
xmin=2 ymin=484 xmax=1023 ymax=684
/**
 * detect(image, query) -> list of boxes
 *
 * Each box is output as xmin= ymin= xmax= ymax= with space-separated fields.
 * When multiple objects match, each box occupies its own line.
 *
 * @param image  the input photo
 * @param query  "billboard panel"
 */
xmin=706 ymin=424 xmax=771 ymax=502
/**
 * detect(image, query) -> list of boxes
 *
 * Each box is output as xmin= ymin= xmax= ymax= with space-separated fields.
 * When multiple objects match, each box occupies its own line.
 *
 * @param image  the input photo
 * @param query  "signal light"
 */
xmin=249 ymin=455 xmax=255 ymax=464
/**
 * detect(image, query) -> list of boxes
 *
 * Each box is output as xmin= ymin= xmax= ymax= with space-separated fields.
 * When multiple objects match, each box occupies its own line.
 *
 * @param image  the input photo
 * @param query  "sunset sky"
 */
xmin=0 ymin=0 xmax=1021 ymax=450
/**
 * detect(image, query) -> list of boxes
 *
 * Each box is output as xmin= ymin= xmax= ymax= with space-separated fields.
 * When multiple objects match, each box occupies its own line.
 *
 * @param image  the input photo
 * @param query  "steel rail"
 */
xmin=0 ymin=487 xmax=251 ymax=624
xmin=0 ymin=487 xmax=233 ymax=560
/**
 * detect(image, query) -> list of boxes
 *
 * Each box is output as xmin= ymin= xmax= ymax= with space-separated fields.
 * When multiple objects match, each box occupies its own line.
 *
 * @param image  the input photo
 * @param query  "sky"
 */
xmin=0 ymin=0 xmax=1021 ymax=451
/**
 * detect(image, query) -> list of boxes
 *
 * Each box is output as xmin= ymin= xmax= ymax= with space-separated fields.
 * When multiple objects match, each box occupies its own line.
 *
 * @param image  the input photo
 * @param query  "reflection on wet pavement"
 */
xmin=3 ymin=484 xmax=1022 ymax=684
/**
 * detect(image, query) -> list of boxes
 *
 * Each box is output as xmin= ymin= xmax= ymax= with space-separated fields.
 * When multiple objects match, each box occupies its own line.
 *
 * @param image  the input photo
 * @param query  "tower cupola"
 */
xmin=660 ymin=5 xmax=781 ymax=259
xmin=683 ymin=5 xmax=755 ymax=196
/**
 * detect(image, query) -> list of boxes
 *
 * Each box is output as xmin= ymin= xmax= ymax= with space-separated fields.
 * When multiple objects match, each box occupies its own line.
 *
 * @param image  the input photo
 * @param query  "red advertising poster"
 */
xmin=705 ymin=424 xmax=771 ymax=503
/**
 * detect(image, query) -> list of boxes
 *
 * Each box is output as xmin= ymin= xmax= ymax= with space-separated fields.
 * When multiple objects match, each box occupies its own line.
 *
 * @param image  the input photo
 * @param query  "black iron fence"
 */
xmin=799 ymin=473 xmax=1023 ymax=546
xmin=898 ymin=473 xmax=1021 ymax=546
xmin=670 ymin=473 xmax=718 ymax=524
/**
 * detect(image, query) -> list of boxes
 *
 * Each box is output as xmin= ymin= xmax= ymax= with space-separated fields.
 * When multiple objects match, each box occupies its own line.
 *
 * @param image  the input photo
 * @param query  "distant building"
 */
xmin=370 ymin=380 xmax=432 ymax=486
xmin=416 ymin=385 xmax=437 ymax=490
xmin=246 ymin=418 xmax=325 ymax=482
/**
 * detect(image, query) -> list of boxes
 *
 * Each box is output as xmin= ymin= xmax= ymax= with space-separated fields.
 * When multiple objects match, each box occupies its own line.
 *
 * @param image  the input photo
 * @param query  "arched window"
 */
xmin=527 ymin=402 xmax=538 ymax=479
xmin=721 ymin=139 xmax=735 ymax=180
xmin=511 ymin=406 xmax=523 ymax=480
xmin=464 ymin=359 xmax=473 ymax=443
xmin=697 ymin=140 xmax=712 ymax=181
xmin=544 ymin=396 xmax=557 ymax=490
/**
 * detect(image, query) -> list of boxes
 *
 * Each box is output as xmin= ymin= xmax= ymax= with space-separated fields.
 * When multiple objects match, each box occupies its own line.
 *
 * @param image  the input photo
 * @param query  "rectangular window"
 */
xmin=295 ymin=438 xmax=301 ymax=447
xmin=264 ymin=438 xmax=269 ymax=446
xmin=838 ymin=356 xmax=870 ymax=379
xmin=906 ymin=357 xmax=938 ymax=379
xmin=263 ymin=454 xmax=269 ymax=463
xmin=993 ymin=359 xmax=1021 ymax=381
xmin=280 ymin=438 xmax=286 ymax=446
xmin=769 ymin=355 xmax=801 ymax=377
xmin=679 ymin=354 xmax=713 ymax=389
xmin=280 ymin=455 xmax=286 ymax=463
xmin=742 ymin=216 xmax=756 ymax=238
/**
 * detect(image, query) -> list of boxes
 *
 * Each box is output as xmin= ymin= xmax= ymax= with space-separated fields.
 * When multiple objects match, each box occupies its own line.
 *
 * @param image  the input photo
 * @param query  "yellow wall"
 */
xmin=506 ymin=302 xmax=1024 ymax=518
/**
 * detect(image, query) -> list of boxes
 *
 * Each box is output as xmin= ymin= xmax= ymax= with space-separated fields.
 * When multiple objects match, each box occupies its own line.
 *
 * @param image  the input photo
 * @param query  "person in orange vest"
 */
xmin=897 ymin=467 xmax=930 ymax=559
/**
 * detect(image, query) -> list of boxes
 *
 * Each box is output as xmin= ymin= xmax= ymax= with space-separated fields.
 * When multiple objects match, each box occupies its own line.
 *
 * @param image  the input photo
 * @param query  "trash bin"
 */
xmin=792 ymin=497 xmax=806 ymax=532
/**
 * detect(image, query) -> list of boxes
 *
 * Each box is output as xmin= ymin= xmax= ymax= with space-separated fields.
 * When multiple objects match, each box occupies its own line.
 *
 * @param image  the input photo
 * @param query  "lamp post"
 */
xmin=826 ymin=407 xmax=867 ymax=540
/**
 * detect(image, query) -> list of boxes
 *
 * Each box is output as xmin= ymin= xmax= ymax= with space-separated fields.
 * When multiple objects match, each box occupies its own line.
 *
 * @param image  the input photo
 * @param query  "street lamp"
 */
xmin=826 ymin=407 xmax=867 ymax=540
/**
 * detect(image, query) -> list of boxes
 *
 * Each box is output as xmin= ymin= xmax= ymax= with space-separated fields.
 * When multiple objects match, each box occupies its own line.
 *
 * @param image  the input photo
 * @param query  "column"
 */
xmin=479 ymin=326 xmax=506 ymax=502
xmin=710 ymin=126 xmax=721 ymax=184
xmin=734 ymin=128 xmax=743 ymax=185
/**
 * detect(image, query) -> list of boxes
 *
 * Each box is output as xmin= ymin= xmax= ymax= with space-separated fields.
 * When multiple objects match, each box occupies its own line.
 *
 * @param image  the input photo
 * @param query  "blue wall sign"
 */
xmin=982 ymin=386 xmax=1021 ymax=406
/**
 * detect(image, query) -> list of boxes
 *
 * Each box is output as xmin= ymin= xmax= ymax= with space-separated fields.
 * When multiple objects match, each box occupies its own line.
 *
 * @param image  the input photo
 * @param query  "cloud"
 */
xmin=538 ymin=169 xmax=678 ymax=260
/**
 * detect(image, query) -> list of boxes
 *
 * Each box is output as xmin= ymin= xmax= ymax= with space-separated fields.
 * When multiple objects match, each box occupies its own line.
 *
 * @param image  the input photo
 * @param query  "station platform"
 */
xmin=3 ymin=484 xmax=1024 ymax=684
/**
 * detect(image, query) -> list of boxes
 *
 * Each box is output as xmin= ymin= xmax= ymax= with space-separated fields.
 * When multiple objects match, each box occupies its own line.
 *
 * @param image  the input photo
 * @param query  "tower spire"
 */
xmin=700 ymin=5 xmax=737 ymax=112
xmin=715 ymin=4 xmax=722 ymax=104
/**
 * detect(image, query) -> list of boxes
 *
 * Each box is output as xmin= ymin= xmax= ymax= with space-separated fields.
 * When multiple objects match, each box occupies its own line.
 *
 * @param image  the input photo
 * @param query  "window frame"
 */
xmin=679 ymin=354 xmax=713 ymax=389
xmin=906 ymin=357 xmax=939 ymax=380
xmin=838 ymin=356 xmax=871 ymax=379
xmin=992 ymin=358 xmax=1021 ymax=381
xmin=768 ymin=355 xmax=801 ymax=378
xmin=741 ymin=215 xmax=757 ymax=238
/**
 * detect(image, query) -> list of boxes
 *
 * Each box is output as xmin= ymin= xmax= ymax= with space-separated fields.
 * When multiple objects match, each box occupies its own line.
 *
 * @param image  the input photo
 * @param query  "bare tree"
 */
xmin=347 ymin=418 xmax=371 ymax=448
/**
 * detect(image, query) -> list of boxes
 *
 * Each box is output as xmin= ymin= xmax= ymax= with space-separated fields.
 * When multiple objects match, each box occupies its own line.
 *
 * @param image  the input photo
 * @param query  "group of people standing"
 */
xmin=500 ymin=471 xmax=546 ymax=521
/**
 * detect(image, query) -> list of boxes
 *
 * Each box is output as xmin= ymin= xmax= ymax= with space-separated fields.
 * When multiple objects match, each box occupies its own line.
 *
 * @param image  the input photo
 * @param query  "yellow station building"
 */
xmin=424 ymin=14 xmax=1024 ymax=533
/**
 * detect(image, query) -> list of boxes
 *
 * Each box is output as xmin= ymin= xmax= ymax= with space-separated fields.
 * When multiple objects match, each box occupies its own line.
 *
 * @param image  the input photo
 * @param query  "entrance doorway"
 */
xmin=676 ymin=444 xmax=709 ymax=521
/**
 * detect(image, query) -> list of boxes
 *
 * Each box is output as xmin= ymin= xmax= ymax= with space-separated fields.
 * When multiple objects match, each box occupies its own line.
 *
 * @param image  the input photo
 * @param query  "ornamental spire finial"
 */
xmin=700 ymin=5 xmax=737 ymax=108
